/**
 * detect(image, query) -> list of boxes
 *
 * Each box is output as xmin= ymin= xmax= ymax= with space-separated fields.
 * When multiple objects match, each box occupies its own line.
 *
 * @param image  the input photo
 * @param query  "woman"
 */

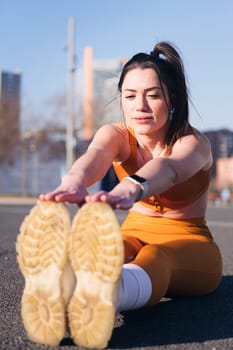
xmin=17 ymin=41 xmax=222 ymax=349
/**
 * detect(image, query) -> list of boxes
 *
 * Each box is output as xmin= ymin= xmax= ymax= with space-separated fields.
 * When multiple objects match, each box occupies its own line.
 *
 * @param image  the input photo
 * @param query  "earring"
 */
xmin=169 ymin=108 xmax=175 ymax=121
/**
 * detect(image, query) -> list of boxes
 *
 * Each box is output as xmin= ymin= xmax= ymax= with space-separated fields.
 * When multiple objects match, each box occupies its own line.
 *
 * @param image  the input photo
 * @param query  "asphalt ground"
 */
xmin=0 ymin=201 xmax=233 ymax=350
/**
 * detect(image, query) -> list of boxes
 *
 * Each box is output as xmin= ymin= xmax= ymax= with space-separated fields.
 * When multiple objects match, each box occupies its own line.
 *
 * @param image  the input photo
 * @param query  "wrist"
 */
xmin=121 ymin=176 xmax=148 ymax=201
xmin=62 ymin=172 xmax=85 ymax=188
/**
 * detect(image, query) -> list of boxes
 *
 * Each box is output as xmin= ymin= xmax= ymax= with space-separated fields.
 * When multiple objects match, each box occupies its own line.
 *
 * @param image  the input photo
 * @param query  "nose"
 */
xmin=136 ymin=95 xmax=149 ymax=111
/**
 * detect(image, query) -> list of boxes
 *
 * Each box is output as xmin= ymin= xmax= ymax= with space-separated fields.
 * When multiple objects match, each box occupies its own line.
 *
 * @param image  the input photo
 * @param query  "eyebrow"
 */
xmin=123 ymin=86 xmax=162 ymax=92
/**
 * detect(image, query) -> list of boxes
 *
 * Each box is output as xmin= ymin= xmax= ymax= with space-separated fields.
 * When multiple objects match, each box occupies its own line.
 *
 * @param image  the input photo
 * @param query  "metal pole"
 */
xmin=21 ymin=141 xmax=28 ymax=196
xmin=84 ymin=46 xmax=93 ymax=140
xmin=66 ymin=17 xmax=76 ymax=171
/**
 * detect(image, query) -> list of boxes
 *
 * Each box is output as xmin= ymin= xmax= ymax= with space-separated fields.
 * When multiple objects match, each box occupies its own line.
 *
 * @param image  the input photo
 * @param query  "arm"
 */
xmin=86 ymin=132 xmax=212 ymax=209
xmin=39 ymin=124 xmax=128 ymax=205
xmin=137 ymin=132 xmax=212 ymax=193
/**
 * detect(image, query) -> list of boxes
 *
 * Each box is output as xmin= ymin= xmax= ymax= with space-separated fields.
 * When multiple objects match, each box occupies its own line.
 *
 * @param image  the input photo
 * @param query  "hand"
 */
xmin=39 ymin=175 xmax=88 ymax=206
xmin=85 ymin=191 xmax=132 ymax=209
xmin=39 ymin=187 xmax=88 ymax=206
xmin=85 ymin=180 xmax=141 ymax=209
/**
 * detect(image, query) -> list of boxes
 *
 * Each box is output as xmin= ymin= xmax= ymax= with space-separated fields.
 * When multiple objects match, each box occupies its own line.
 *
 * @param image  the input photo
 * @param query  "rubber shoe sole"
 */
xmin=68 ymin=202 xmax=124 ymax=349
xmin=16 ymin=201 xmax=71 ymax=346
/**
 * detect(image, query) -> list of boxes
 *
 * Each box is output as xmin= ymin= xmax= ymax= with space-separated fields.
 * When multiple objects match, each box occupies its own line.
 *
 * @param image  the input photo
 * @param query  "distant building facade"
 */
xmin=216 ymin=157 xmax=233 ymax=189
xmin=76 ymin=49 xmax=125 ymax=139
xmin=0 ymin=70 xmax=21 ymax=163
xmin=204 ymin=129 xmax=233 ymax=189
xmin=92 ymin=58 xmax=125 ymax=124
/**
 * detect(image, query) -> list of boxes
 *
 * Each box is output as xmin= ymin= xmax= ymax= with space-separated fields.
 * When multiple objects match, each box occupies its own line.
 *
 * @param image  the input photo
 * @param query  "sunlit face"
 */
xmin=121 ymin=68 xmax=171 ymax=137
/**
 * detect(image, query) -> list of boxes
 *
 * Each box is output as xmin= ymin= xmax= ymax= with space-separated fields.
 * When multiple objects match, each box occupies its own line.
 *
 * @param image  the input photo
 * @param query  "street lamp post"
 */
xmin=66 ymin=17 xmax=76 ymax=171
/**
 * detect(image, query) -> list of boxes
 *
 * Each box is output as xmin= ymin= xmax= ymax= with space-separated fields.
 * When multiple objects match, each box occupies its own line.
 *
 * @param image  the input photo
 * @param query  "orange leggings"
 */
xmin=121 ymin=212 xmax=223 ymax=306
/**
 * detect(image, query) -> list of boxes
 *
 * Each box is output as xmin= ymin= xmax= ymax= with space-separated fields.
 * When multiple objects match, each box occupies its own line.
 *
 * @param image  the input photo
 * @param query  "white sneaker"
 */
xmin=68 ymin=202 xmax=124 ymax=349
xmin=16 ymin=201 xmax=74 ymax=346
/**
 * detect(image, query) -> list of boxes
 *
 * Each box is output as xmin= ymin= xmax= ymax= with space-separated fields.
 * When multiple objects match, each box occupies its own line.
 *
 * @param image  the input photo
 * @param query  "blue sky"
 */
xmin=1 ymin=0 xmax=233 ymax=131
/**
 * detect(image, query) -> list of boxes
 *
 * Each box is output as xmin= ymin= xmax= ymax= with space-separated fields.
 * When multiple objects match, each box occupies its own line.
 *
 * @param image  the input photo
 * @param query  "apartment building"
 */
xmin=0 ymin=70 xmax=21 ymax=162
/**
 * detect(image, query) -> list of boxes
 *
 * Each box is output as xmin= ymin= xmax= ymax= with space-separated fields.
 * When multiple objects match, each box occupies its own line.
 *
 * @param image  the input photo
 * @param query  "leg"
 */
xmin=165 ymin=239 xmax=222 ymax=296
xmin=131 ymin=239 xmax=222 ymax=306
xmin=123 ymin=235 xmax=144 ymax=263
xmin=132 ymin=244 xmax=172 ymax=305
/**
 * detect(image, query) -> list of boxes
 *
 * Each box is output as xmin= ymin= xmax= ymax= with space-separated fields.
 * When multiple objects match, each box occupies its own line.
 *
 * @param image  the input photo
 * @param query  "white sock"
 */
xmin=117 ymin=263 xmax=152 ymax=311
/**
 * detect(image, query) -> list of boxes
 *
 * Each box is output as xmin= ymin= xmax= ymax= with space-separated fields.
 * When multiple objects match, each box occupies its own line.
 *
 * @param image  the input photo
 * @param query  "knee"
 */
xmin=135 ymin=244 xmax=170 ymax=264
xmin=123 ymin=236 xmax=144 ymax=263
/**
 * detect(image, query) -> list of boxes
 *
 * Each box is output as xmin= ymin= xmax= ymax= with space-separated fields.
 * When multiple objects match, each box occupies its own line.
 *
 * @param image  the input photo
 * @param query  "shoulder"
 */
xmin=94 ymin=122 xmax=128 ymax=139
xmin=173 ymin=128 xmax=211 ymax=154
xmin=167 ymin=128 xmax=212 ymax=182
xmin=89 ymin=123 xmax=131 ymax=161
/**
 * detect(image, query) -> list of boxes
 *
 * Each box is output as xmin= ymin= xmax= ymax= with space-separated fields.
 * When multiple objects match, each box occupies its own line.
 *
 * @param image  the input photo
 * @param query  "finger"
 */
xmin=85 ymin=191 xmax=107 ymax=202
xmin=39 ymin=192 xmax=57 ymax=201
xmin=115 ymin=198 xmax=135 ymax=210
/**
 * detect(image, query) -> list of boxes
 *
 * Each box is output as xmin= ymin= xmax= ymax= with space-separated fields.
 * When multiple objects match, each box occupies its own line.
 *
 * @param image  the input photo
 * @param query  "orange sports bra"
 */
xmin=113 ymin=129 xmax=211 ymax=213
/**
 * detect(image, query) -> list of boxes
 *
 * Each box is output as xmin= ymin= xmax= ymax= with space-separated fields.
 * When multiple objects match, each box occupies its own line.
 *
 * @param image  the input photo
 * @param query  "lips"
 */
xmin=133 ymin=117 xmax=153 ymax=122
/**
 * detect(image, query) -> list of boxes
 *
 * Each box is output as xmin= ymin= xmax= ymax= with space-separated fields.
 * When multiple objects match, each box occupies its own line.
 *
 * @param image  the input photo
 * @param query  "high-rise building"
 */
xmin=204 ymin=129 xmax=233 ymax=177
xmin=92 ymin=58 xmax=125 ymax=125
xmin=204 ymin=129 xmax=233 ymax=190
xmin=0 ymin=70 xmax=21 ymax=162
xmin=216 ymin=157 xmax=233 ymax=189
xmin=76 ymin=48 xmax=125 ymax=139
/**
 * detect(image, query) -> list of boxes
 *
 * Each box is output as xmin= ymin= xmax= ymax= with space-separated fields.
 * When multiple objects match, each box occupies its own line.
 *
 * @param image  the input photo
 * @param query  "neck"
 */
xmin=136 ymin=131 xmax=165 ymax=152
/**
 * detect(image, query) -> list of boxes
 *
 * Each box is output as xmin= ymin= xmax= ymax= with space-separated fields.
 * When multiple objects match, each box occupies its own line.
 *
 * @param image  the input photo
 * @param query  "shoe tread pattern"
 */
xmin=16 ymin=201 xmax=70 ymax=346
xmin=69 ymin=202 xmax=124 ymax=349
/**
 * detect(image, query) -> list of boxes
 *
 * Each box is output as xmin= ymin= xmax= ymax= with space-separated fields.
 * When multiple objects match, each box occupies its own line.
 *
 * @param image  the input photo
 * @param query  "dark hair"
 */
xmin=118 ymin=41 xmax=191 ymax=154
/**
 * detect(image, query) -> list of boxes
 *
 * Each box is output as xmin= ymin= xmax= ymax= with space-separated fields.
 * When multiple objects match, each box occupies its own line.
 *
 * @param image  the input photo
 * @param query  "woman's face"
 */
xmin=121 ymin=68 xmax=171 ymax=137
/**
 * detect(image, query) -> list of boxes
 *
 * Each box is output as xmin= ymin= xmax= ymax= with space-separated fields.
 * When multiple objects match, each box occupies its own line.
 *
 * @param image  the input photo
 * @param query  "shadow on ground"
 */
xmin=109 ymin=275 xmax=233 ymax=348
xmin=60 ymin=276 xmax=233 ymax=348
